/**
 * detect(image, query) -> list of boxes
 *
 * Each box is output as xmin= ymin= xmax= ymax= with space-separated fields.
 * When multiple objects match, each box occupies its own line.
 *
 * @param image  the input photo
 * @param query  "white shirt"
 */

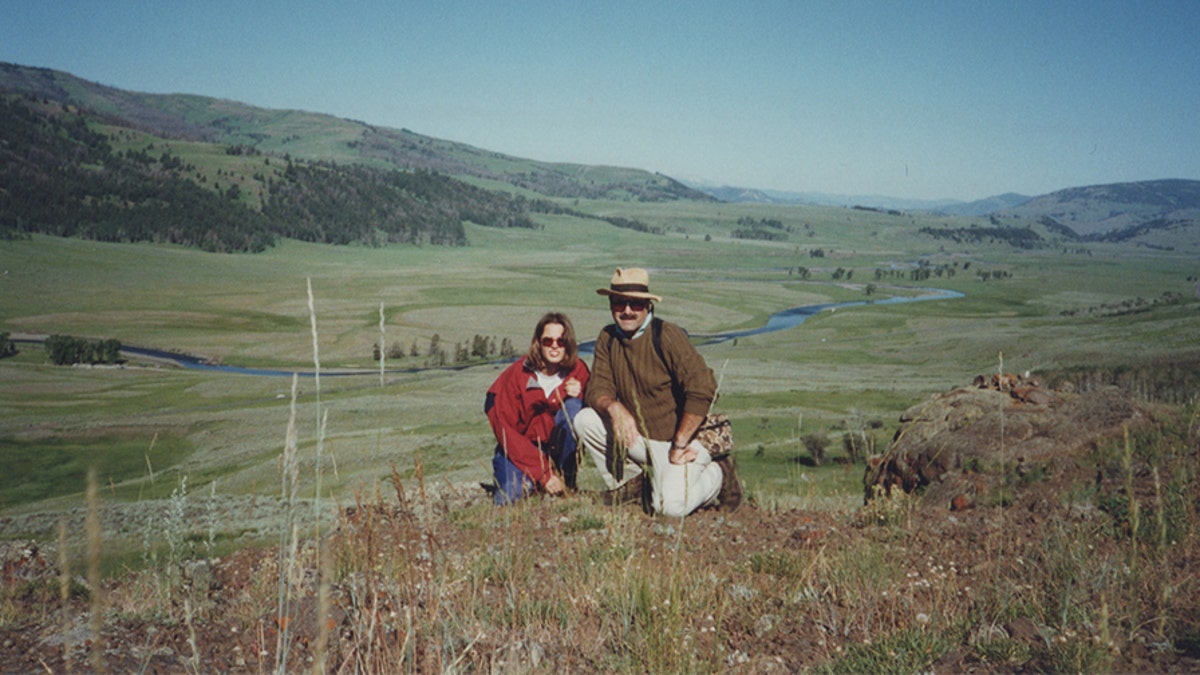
xmin=534 ymin=370 xmax=564 ymax=398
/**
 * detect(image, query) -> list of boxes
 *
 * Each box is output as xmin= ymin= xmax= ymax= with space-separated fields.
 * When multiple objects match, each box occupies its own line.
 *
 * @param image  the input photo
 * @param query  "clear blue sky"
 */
xmin=3 ymin=0 xmax=1198 ymax=201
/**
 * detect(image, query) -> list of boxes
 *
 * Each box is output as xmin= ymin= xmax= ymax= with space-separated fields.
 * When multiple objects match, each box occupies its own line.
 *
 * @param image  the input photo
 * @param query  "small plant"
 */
xmin=818 ymin=626 xmax=956 ymax=674
xmin=803 ymin=432 xmax=829 ymax=466
xmin=858 ymin=483 xmax=914 ymax=528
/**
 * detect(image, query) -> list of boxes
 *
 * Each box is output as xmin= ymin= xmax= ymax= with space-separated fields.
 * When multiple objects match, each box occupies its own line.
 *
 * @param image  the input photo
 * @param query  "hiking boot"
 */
xmin=713 ymin=453 xmax=743 ymax=511
xmin=603 ymin=474 xmax=645 ymax=506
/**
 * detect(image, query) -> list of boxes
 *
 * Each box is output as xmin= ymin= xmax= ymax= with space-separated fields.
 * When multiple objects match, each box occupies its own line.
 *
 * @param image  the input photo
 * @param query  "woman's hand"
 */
xmin=562 ymin=377 xmax=582 ymax=398
xmin=543 ymin=474 xmax=565 ymax=495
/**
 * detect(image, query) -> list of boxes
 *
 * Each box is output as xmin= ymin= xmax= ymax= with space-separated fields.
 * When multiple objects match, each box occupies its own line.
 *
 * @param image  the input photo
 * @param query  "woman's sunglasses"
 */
xmin=540 ymin=336 xmax=567 ymax=348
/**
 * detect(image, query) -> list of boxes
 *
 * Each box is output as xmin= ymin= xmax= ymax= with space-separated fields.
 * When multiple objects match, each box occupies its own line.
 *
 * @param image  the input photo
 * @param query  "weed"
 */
xmin=818 ymin=625 xmax=957 ymax=674
xmin=857 ymin=483 xmax=914 ymax=528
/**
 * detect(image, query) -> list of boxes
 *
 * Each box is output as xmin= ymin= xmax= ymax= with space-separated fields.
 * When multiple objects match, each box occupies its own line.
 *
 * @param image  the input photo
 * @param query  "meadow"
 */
xmin=3 ymin=198 xmax=1197 ymax=515
xmin=1 ymin=199 xmax=1198 ymax=670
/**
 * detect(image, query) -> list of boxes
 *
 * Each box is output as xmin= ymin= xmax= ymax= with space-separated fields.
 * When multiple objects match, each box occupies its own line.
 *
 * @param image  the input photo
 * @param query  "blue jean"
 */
xmin=493 ymin=398 xmax=581 ymax=505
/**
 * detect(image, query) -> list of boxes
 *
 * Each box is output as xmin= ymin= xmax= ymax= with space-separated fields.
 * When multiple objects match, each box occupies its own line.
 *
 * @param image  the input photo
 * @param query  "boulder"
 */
xmin=864 ymin=376 xmax=1149 ymax=509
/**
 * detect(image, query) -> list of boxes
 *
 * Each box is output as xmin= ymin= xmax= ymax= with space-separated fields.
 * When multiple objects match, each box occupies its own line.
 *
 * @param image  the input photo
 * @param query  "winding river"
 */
xmin=119 ymin=287 xmax=963 ymax=376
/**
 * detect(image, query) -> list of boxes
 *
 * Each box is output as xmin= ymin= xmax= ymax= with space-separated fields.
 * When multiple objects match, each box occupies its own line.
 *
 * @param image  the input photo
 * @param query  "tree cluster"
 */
xmin=374 ymin=333 xmax=518 ymax=368
xmin=0 ymin=95 xmax=542 ymax=252
xmin=0 ymin=332 xmax=17 ymax=359
xmin=732 ymin=217 xmax=789 ymax=241
xmin=852 ymin=205 xmax=903 ymax=216
xmin=919 ymin=224 xmax=1044 ymax=249
xmin=528 ymin=201 xmax=659 ymax=234
xmin=44 ymin=334 xmax=122 ymax=365
xmin=1058 ymin=291 xmax=1187 ymax=319
xmin=875 ymin=260 xmax=960 ymax=282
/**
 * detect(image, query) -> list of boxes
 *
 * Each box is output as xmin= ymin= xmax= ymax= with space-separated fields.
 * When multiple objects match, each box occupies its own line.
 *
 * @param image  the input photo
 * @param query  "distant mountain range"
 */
xmin=688 ymin=181 xmax=1200 ymax=240
xmin=686 ymin=183 xmax=1031 ymax=216
xmin=997 ymin=179 xmax=1200 ymax=238
xmin=2 ymin=62 xmax=1198 ymax=242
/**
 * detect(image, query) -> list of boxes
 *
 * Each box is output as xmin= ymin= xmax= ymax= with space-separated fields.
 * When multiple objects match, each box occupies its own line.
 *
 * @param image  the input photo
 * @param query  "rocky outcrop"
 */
xmin=864 ymin=375 xmax=1150 ymax=509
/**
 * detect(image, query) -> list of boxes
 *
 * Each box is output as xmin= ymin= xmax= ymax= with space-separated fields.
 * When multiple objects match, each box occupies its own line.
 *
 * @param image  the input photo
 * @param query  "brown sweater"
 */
xmin=585 ymin=318 xmax=716 ymax=441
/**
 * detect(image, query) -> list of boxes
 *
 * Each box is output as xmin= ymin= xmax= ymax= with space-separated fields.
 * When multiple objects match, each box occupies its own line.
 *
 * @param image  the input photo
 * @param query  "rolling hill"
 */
xmin=0 ymin=62 xmax=709 ymax=204
xmin=3 ymin=61 xmax=1199 ymax=252
xmin=0 ymin=93 xmax=553 ymax=251
xmin=999 ymin=179 xmax=1200 ymax=239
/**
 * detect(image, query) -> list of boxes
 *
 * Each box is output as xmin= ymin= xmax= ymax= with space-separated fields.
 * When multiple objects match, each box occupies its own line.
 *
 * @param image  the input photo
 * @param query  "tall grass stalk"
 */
xmin=57 ymin=517 xmax=72 ymax=672
xmin=86 ymin=466 xmax=106 ymax=674
xmin=379 ymin=301 xmax=386 ymax=388
xmin=415 ymin=446 xmax=428 ymax=515
xmin=144 ymin=431 xmax=158 ymax=486
xmin=1152 ymin=465 xmax=1169 ymax=641
xmin=1123 ymin=426 xmax=1139 ymax=580
xmin=184 ymin=596 xmax=200 ymax=672
xmin=275 ymin=373 xmax=301 ymax=673
xmin=307 ymin=277 xmax=327 ymax=530
xmin=205 ymin=479 xmax=218 ymax=555
xmin=313 ymin=541 xmax=332 ymax=675
xmin=990 ymin=351 xmax=1009 ymax=634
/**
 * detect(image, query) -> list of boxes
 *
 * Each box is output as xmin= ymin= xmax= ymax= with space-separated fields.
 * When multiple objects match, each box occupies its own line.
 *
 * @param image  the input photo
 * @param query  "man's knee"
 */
xmin=574 ymin=407 xmax=605 ymax=445
xmin=656 ymin=492 xmax=691 ymax=518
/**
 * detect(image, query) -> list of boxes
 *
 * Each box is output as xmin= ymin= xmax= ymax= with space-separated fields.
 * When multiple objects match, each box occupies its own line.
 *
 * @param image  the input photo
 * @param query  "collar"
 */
xmin=617 ymin=310 xmax=654 ymax=340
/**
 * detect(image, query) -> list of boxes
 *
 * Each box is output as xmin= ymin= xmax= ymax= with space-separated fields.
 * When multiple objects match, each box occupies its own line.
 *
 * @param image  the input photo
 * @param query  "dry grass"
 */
xmin=5 ymin=413 xmax=1199 ymax=672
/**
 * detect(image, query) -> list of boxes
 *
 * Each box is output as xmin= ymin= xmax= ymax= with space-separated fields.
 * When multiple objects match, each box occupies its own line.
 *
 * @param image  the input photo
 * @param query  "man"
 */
xmin=576 ymin=267 xmax=742 ymax=516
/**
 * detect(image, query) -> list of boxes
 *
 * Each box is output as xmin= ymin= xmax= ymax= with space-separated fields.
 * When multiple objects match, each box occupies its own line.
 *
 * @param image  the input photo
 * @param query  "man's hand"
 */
xmin=669 ymin=411 xmax=706 ymax=464
xmin=669 ymin=443 xmax=698 ymax=464
xmin=606 ymin=401 xmax=643 ymax=449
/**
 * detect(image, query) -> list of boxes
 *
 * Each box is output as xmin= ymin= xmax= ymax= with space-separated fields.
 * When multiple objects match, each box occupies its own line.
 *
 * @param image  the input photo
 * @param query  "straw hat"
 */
xmin=595 ymin=267 xmax=662 ymax=302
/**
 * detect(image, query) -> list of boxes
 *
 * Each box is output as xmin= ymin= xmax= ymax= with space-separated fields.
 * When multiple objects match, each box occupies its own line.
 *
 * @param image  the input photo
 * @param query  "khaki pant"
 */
xmin=575 ymin=407 xmax=723 ymax=517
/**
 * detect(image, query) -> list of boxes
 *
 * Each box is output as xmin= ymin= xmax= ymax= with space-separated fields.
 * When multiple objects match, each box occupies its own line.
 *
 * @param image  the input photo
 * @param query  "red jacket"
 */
xmin=486 ymin=357 xmax=590 ymax=486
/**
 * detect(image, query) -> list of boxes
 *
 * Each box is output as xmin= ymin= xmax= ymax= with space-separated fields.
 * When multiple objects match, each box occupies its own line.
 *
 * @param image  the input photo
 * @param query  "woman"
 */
xmin=485 ymin=312 xmax=590 ymax=505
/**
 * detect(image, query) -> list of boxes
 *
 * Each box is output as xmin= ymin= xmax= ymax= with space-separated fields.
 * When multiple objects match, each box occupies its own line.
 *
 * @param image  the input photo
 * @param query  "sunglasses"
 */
xmin=609 ymin=298 xmax=650 ymax=311
xmin=539 ymin=336 xmax=567 ymax=348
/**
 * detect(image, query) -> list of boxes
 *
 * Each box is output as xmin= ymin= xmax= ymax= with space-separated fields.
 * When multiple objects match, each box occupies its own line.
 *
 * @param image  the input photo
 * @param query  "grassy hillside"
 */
xmin=1001 ymin=179 xmax=1200 ymax=238
xmin=0 ymin=94 xmax=556 ymax=251
xmin=0 ymin=62 xmax=710 ymax=202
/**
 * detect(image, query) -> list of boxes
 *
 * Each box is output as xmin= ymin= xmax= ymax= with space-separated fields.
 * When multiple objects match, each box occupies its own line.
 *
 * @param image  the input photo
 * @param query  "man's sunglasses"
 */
xmin=609 ymin=298 xmax=650 ymax=311
xmin=540 ymin=336 xmax=567 ymax=348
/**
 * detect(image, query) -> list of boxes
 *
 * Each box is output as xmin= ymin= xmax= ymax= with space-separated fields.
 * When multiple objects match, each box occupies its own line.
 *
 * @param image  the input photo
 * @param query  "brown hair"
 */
xmin=525 ymin=312 xmax=578 ymax=372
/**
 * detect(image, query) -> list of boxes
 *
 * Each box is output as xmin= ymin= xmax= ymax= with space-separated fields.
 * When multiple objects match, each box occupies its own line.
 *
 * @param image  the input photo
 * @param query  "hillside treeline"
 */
xmin=732 ymin=216 xmax=789 ymax=241
xmin=265 ymin=162 xmax=536 ymax=247
xmin=0 ymin=95 xmax=538 ymax=252
xmin=918 ymin=224 xmax=1044 ymax=249
xmin=0 ymin=96 xmax=273 ymax=251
